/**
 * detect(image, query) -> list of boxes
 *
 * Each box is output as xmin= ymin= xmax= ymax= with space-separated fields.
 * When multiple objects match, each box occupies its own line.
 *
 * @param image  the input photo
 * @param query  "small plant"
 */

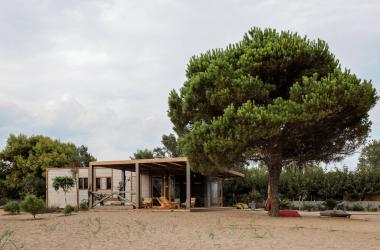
xmin=20 ymin=195 xmax=45 ymax=219
xmin=79 ymin=199 xmax=89 ymax=211
xmin=52 ymin=176 xmax=75 ymax=206
xmin=323 ymin=199 xmax=338 ymax=210
xmin=64 ymin=204 xmax=75 ymax=216
xmin=279 ymin=198 xmax=291 ymax=209
xmin=3 ymin=201 xmax=20 ymax=214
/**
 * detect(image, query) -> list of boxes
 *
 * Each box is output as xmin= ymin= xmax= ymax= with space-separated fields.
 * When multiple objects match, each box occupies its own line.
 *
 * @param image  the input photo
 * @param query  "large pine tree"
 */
xmin=168 ymin=27 xmax=378 ymax=216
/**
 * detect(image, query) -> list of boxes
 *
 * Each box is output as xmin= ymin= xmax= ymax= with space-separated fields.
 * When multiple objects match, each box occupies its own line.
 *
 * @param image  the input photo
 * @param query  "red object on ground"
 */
xmin=279 ymin=210 xmax=301 ymax=217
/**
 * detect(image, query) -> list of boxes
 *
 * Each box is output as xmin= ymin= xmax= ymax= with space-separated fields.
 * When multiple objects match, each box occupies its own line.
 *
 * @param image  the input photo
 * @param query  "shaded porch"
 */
xmin=88 ymin=157 xmax=244 ymax=209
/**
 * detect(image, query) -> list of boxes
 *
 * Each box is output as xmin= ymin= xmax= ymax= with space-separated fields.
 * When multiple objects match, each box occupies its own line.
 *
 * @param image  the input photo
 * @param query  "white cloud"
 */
xmin=0 ymin=0 xmax=379 ymax=167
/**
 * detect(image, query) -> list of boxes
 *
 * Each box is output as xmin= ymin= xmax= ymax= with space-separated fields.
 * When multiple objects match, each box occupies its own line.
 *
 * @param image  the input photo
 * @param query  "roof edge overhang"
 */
xmin=89 ymin=157 xmax=244 ymax=177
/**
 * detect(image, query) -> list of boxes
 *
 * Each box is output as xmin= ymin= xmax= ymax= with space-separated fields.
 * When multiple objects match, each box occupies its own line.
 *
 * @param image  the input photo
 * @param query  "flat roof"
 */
xmin=90 ymin=157 xmax=244 ymax=177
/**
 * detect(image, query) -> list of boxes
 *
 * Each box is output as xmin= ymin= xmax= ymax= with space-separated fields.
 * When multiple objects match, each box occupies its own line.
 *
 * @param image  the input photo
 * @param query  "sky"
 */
xmin=0 ymin=0 xmax=379 ymax=169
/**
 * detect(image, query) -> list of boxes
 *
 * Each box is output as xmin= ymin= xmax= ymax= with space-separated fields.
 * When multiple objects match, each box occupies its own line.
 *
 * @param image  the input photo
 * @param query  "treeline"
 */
xmin=224 ymin=165 xmax=380 ymax=205
xmin=224 ymin=140 xmax=380 ymax=205
xmin=0 ymin=134 xmax=96 ymax=200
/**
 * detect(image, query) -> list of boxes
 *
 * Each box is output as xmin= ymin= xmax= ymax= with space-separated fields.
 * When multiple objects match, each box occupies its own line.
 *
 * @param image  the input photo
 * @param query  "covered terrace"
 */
xmin=88 ymin=157 xmax=244 ymax=209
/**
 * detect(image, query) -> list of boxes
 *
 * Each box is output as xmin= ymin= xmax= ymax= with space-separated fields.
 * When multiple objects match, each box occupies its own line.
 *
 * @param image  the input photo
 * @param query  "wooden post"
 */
xmin=205 ymin=176 xmax=211 ymax=208
xmin=122 ymin=168 xmax=126 ymax=199
xmin=186 ymin=161 xmax=191 ymax=209
xmin=135 ymin=163 xmax=140 ymax=209
xmin=89 ymin=163 xmax=94 ymax=208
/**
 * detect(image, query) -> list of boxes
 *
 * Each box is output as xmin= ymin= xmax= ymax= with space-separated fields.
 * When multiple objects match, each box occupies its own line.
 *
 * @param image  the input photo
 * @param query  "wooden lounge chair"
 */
xmin=158 ymin=197 xmax=178 ymax=209
xmin=142 ymin=197 xmax=153 ymax=208
xmin=181 ymin=197 xmax=196 ymax=208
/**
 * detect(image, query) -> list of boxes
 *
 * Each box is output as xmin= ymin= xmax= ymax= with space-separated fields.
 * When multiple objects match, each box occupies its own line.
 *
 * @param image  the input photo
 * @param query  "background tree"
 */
xmin=168 ymin=27 xmax=378 ymax=216
xmin=0 ymin=134 xmax=81 ymax=199
xmin=131 ymin=133 xmax=183 ymax=159
xmin=52 ymin=176 xmax=75 ymax=205
xmin=0 ymin=134 xmax=96 ymax=199
xmin=357 ymin=140 xmax=380 ymax=171
xmin=130 ymin=149 xmax=155 ymax=159
xmin=19 ymin=174 xmax=45 ymax=198
xmin=77 ymin=145 xmax=97 ymax=168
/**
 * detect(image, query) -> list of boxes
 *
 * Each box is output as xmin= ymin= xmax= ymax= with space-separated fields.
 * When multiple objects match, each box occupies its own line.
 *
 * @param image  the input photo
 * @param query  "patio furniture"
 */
xmin=320 ymin=210 xmax=351 ymax=218
xmin=181 ymin=197 xmax=196 ymax=208
xmin=158 ymin=197 xmax=178 ymax=209
xmin=142 ymin=197 xmax=153 ymax=208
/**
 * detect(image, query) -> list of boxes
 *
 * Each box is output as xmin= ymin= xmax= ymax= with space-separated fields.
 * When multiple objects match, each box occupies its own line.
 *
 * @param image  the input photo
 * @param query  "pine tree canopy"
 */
xmin=168 ymin=27 xmax=378 ymax=175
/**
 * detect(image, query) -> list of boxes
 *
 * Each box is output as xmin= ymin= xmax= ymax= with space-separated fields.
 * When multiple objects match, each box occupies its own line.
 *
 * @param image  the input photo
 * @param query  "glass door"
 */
xmin=210 ymin=178 xmax=222 ymax=207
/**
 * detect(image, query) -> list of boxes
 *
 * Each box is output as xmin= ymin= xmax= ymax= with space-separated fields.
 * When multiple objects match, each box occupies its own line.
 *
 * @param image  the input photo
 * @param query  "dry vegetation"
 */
xmin=1 ymin=209 xmax=380 ymax=250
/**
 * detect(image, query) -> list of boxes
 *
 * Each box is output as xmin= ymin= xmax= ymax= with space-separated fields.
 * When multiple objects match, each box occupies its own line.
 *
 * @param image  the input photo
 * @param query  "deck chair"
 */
xmin=158 ymin=197 xmax=178 ymax=209
xmin=142 ymin=197 xmax=153 ymax=208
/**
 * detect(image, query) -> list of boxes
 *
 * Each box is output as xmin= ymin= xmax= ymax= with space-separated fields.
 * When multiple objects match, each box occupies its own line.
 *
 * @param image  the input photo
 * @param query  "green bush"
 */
xmin=64 ymin=204 xmax=75 ymax=215
xmin=279 ymin=198 xmax=291 ymax=209
xmin=3 ymin=201 xmax=20 ymax=214
xmin=79 ymin=199 xmax=89 ymax=211
xmin=351 ymin=203 xmax=365 ymax=211
xmin=323 ymin=199 xmax=338 ymax=209
xmin=20 ymin=195 xmax=45 ymax=219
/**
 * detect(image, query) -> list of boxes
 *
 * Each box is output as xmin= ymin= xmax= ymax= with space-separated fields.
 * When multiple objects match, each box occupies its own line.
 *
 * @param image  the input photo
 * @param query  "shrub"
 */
xmin=351 ymin=203 xmax=365 ymax=211
xmin=20 ymin=195 xmax=45 ymax=219
xmin=3 ymin=201 xmax=20 ymax=214
xmin=279 ymin=198 xmax=291 ymax=209
xmin=0 ymin=198 xmax=8 ymax=207
xmin=323 ymin=199 xmax=338 ymax=210
xmin=64 ymin=204 xmax=75 ymax=215
xmin=79 ymin=200 xmax=89 ymax=211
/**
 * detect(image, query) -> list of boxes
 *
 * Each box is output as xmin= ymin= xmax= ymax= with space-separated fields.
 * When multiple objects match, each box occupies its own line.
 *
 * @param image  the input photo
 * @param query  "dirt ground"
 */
xmin=1 ymin=209 xmax=380 ymax=250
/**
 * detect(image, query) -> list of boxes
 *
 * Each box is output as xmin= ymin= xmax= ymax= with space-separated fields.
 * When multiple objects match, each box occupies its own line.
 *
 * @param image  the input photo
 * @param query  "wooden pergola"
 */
xmin=88 ymin=157 xmax=244 ymax=209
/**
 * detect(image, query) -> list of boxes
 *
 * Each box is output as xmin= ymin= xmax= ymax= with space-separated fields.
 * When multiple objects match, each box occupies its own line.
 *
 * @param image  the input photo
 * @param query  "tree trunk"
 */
xmin=64 ymin=192 xmax=67 ymax=206
xmin=267 ymin=161 xmax=282 ymax=217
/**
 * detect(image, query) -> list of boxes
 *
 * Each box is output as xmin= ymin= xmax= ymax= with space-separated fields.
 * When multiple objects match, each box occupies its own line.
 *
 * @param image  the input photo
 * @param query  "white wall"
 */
xmin=47 ymin=168 xmax=78 ymax=208
xmin=47 ymin=168 xmax=151 ymax=207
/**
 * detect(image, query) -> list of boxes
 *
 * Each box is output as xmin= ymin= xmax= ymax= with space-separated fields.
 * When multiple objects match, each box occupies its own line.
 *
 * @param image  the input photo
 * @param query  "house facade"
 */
xmin=46 ymin=157 xmax=244 ymax=209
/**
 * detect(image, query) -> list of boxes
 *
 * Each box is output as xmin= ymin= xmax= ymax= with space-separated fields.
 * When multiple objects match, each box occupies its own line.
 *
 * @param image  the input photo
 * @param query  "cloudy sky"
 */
xmin=0 ymin=0 xmax=379 ymax=168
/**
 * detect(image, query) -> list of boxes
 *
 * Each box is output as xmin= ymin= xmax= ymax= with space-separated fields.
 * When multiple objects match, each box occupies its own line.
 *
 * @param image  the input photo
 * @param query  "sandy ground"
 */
xmin=1 ymin=209 xmax=380 ymax=250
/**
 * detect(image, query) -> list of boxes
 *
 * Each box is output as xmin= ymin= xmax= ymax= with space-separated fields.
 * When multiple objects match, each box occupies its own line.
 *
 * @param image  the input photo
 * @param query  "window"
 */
xmin=96 ymin=178 xmax=101 ymax=190
xmin=95 ymin=177 xmax=111 ymax=190
xmin=79 ymin=178 xmax=83 ymax=189
xmin=106 ymin=177 xmax=112 ymax=190
xmin=83 ymin=177 xmax=88 ymax=189
xmin=78 ymin=178 xmax=88 ymax=190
